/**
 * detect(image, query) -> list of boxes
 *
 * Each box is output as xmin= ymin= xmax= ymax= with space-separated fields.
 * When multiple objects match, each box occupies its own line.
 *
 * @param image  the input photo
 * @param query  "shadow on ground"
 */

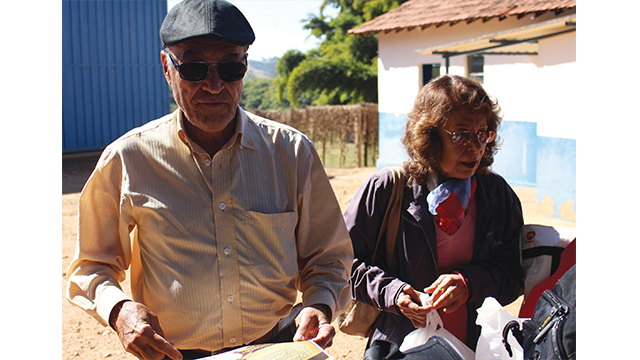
xmin=62 ymin=152 xmax=101 ymax=194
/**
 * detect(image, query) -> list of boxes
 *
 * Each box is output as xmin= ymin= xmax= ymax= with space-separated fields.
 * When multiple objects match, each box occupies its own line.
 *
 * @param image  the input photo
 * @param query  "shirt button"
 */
xmin=229 ymin=338 xmax=236 ymax=344
xmin=219 ymin=202 xmax=226 ymax=210
xmin=204 ymin=159 xmax=212 ymax=166
xmin=224 ymin=247 xmax=231 ymax=256
xmin=227 ymin=295 xmax=234 ymax=303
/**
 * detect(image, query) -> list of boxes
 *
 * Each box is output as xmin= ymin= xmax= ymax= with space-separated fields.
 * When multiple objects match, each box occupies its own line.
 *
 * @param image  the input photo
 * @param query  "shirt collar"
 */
xmin=236 ymin=107 xmax=257 ymax=150
xmin=174 ymin=107 xmax=257 ymax=152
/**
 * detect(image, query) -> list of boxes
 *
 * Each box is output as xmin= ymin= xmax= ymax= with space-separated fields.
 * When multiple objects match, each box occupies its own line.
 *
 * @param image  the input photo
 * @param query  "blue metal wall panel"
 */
xmin=62 ymin=0 xmax=168 ymax=153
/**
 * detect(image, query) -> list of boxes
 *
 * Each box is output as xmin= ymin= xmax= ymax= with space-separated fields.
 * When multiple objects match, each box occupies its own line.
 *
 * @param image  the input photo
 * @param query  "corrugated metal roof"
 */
xmin=348 ymin=0 xmax=577 ymax=35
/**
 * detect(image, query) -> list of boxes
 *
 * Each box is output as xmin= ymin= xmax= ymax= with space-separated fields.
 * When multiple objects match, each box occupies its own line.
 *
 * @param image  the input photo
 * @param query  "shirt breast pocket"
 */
xmin=243 ymin=210 xmax=299 ymax=278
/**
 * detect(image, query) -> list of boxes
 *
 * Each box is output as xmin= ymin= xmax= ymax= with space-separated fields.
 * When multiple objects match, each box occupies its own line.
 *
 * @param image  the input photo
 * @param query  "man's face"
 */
xmin=162 ymin=38 xmax=246 ymax=135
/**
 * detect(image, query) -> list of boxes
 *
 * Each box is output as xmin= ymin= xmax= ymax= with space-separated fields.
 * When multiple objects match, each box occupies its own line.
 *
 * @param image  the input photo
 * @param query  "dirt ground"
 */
xmin=61 ymin=153 xmax=574 ymax=360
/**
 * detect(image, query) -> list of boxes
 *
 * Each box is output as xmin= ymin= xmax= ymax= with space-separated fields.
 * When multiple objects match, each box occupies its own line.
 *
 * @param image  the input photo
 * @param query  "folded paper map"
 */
xmin=201 ymin=340 xmax=332 ymax=360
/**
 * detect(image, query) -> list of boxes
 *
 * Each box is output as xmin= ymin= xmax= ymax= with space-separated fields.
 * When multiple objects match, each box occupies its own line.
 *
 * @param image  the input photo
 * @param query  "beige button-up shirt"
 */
xmin=66 ymin=108 xmax=353 ymax=352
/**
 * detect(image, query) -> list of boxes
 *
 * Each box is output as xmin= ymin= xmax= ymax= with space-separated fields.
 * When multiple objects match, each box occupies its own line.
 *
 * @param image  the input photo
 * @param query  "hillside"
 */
xmin=246 ymin=57 xmax=278 ymax=79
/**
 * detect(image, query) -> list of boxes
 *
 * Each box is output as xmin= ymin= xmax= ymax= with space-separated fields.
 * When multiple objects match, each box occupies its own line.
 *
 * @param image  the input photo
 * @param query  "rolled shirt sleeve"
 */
xmin=294 ymin=142 xmax=353 ymax=320
xmin=66 ymin=147 xmax=134 ymax=326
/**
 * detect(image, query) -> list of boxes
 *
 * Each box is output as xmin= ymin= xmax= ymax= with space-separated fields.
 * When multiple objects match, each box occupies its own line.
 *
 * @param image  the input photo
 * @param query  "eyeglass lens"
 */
xmin=179 ymin=62 xmax=246 ymax=82
xmin=451 ymin=131 xmax=495 ymax=146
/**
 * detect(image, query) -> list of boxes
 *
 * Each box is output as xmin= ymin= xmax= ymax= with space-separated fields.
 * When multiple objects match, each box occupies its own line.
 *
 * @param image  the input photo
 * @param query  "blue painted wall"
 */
xmin=492 ymin=121 xmax=537 ymax=187
xmin=377 ymin=112 xmax=410 ymax=169
xmin=377 ymin=113 xmax=576 ymax=221
xmin=62 ymin=0 xmax=169 ymax=153
xmin=536 ymin=136 xmax=576 ymax=216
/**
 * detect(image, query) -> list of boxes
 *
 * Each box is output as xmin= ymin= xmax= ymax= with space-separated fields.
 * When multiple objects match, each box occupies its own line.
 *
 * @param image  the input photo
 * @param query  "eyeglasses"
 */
xmin=164 ymin=50 xmax=248 ymax=83
xmin=441 ymin=128 xmax=496 ymax=146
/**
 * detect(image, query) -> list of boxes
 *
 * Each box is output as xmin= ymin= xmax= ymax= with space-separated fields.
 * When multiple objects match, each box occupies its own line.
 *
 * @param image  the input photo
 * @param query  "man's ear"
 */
xmin=160 ymin=51 xmax=172 ymax=85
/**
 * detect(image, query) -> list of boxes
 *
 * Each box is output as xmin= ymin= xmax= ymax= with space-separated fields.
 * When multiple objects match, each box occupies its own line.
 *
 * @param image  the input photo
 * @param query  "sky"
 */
xmin=167 ymin=0 xmax=339 ymax=60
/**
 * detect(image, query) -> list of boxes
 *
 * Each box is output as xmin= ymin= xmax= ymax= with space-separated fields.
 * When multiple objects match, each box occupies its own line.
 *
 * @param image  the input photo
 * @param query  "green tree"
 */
xmin=276 ymin=50 xmax=307 ymax=105
xmin=241 ymin=77 xmax=289 ymax=110
xmin=278 ymin=0 xmax=408 ymax=107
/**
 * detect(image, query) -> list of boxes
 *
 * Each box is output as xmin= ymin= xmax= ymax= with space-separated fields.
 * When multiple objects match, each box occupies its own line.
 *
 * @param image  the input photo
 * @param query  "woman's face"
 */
xmin=438 ymin=111 xmax=489 ymax=180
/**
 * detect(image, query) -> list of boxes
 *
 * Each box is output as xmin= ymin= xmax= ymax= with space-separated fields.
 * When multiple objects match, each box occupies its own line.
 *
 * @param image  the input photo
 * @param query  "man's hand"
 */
xmin=292 ymin=304 xmax=335 ymax=349
xmin=110 ymin=300 xmax=183 ymax=360
xmin=396 ymin=284 xmax=433 ymax=328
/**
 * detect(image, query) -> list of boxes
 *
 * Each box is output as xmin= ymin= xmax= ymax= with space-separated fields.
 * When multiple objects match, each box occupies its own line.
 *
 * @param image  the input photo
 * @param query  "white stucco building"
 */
xmin=349 ymin=0 xmax=576 ymax=222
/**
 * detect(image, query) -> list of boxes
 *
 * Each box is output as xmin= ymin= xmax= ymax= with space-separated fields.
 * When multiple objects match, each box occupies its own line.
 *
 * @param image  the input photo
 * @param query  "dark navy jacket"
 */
xmin=344 ymin=168 xmax=524 ymax=349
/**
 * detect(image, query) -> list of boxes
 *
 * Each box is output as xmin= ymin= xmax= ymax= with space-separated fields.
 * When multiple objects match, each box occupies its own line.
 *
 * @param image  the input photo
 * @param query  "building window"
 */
xmin=421 ymin=63 xmax=441 ymax=87
xmin=467 ymin=55 xmax=484 ymax=83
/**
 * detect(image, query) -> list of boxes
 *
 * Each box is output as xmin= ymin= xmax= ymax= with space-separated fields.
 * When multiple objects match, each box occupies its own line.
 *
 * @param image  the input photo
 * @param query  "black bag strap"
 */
xmin=371 ymin=166 xmax=406 ymax=268
xmin=522 ymin=246 xmax=565 ymax=276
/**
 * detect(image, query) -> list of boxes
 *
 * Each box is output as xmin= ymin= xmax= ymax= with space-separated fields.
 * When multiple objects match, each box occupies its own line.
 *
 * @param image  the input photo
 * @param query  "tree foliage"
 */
xmin=240 ymin=78 xmax=289 ymax=110
xmin=277 ymin=0 xmax=408 ymax=107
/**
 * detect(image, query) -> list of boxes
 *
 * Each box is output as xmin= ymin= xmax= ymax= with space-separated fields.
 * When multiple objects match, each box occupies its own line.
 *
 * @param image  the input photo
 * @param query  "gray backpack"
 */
xmin=503 ymin=265 xmax=576 ymax=360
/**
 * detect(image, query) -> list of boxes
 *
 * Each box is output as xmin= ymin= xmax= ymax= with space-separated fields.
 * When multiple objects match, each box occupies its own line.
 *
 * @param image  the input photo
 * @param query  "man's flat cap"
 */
xmin=160 ymin=0 xmax=255 ymax=46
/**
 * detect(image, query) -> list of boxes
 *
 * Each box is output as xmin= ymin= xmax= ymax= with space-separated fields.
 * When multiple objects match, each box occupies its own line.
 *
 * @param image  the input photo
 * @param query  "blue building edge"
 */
xmin=377 ymin=113 xmax=576 ymax=223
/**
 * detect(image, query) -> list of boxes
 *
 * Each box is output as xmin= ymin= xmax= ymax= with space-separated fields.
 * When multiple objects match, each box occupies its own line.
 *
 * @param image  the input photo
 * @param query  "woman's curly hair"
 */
xmin=401 ymin=75 xmax=502 ymax=185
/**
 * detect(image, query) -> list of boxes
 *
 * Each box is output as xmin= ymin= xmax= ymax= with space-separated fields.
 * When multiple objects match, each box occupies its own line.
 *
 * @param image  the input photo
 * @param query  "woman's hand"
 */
xmin=424 ymin=274 xmax=467 ymax=313
xmin=396 ymin=284 xmax=433 ymax=328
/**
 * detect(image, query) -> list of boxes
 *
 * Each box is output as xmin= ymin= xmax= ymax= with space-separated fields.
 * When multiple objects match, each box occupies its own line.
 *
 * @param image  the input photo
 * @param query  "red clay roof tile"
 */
xmin=348 ymin=0 xmax=577 ymax=35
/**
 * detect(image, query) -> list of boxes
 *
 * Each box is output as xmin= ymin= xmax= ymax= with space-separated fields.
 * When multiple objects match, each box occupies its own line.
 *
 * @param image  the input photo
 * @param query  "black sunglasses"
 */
xmin=164 ymin=50 xmax=248 ymax=83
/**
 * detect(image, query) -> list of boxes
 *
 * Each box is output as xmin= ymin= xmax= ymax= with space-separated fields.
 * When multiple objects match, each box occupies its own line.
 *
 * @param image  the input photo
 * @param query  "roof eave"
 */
xmin=348 ymin=6 xmax=576 ymax=36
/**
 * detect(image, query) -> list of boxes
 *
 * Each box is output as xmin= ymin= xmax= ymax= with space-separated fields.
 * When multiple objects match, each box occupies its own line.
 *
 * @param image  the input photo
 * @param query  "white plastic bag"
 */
xmin=521 ymin=225 xmax=576 ymax=297
xmin=399 ymin=292 xmax=475 ymax=360
xmin=475 ymin=297 xmax=526 ymax=360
